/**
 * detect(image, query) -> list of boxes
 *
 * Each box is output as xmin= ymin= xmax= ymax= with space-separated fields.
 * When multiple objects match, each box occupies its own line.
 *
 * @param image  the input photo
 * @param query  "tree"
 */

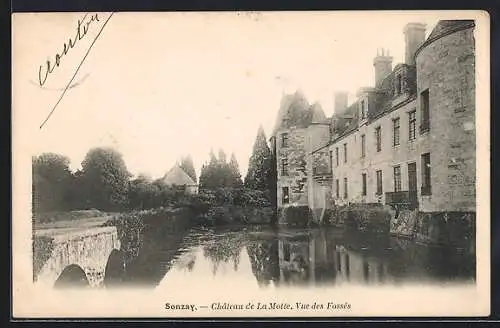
xmin=209 ymin=149 xmax=217 ymax=166
xmin=180 ymin=155 xmax=197 ymax=183
xmin=199 ymin=161 xmax=215 ymax=190
xmin=218 ymin=149 xmax=227 ymax=164
xmin=229 ymin=153 xmax=243 ymax=188
xmin=80 ymin=147 xmax=131 ymax=211
xmin=64 ymin=169 xmax=88 ymax=210
xmin=32 ymin=153 xmax=73 ymax=214
xmin=199 ymin=150 xmax=243 ymax=190
xmin=245 ymin=126 xmax=273 ymax=193
xmin=128 ymin=175 xmax=159 ymax=209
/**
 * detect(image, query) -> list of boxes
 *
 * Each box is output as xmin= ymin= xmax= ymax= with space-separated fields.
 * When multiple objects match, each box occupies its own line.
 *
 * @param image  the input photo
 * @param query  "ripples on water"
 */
xmin=123 ymin=225 xmax=476 ymax=289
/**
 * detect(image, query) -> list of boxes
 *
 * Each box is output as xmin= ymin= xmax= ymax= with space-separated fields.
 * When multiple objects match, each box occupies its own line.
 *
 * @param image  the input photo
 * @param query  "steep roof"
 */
xmin=310 ymin=102 xmax=328 ymax=123
xmin=415 ymin=20 xmax=475 ymax=60
xmin=427 ymin=20 xmax=475 ymax=41
xmin=161 ymin=165 xmax=197 ymax=186
xmin=271 ymin=90 xmax=311 ymax=136
xmin=331 ymin=102 xmax=359 ymax=138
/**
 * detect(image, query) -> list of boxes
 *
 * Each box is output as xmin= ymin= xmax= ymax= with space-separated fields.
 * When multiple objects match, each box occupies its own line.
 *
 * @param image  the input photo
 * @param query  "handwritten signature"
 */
xmin=39 ymin=12 xmax=115 ymax=130
xmin=38 ymin=13 xmax=100 ymax=86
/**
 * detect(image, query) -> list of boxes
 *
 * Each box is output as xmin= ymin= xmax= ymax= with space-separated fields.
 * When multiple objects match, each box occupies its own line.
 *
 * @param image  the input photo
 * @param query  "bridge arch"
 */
xmin=54 ymin=264 xmax=89 ymax=289
xmin=104 ymin=249 xmax=126 ymax=288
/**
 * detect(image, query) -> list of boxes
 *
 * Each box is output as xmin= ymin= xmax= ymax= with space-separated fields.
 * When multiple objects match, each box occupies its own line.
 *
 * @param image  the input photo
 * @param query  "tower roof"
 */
xmin=427 ymin=20 xmax=475 ymax=41
xmin=310 ymin=102 xmax=327 ymax=123
xmin=271 ymin=90 xmax=311 ymax=135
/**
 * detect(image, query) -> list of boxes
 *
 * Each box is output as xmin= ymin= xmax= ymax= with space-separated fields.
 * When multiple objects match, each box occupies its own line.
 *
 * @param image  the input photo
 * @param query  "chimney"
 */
xmin=334 ymin=92 xmax=348 ymax=114
xmin=403 ymin=23 xmax=426 ymax=65
xmin=373 ymin=48 xmax=393 ymax=86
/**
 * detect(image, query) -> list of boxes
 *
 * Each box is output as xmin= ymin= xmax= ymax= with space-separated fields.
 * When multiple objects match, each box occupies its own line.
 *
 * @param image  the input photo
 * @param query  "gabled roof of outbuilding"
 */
xmin=161 ymin=165 xmax=197 ymax=186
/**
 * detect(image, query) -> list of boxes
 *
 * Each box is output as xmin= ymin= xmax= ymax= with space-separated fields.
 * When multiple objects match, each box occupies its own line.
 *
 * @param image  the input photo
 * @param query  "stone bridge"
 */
xmin=33 ymin=218 xmax=124 ymax=289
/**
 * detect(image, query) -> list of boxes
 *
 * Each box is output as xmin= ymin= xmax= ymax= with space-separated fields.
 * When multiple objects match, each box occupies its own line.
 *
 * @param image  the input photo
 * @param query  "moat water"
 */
xmin=120 ymin=225 xmax=476 ymax=290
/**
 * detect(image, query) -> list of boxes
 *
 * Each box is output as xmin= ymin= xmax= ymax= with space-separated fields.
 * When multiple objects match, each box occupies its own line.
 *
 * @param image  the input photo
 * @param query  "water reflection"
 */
xmin=202 ymin=232 xmax=243 ymax=274
xmin=123 ymin=226 xmax=475 ymax=289
xmin=246 ymin=236 xmax=280 ymax=287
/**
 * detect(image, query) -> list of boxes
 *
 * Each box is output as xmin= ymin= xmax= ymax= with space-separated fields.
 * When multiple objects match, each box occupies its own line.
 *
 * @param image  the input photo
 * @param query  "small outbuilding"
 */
xmin=161 ymin=165 xmax=198 ymax=194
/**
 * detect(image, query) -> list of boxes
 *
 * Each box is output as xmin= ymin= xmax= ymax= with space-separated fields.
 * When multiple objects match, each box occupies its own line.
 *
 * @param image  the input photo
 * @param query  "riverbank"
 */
xmin=276 ymin=203 xmax=475 ymax=249
xmin=327 ymin=204 xmax=475 ymax=249
xmin=99 ymin=203 xmax=275 ymax=287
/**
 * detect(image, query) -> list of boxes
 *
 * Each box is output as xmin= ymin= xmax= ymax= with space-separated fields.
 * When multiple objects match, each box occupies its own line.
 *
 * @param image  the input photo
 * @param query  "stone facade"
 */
xmin=271 ymin=20 xmax=476 ymax=233
xmin=326 ymin=20 xmax=476 ymax=214
xmin=306 ymin=123 xmax=333 ymax=223
xmin=276 ymin=127 xmax=309 ymax=208
xmin=415 ymin=21 xmax=476 ymax=212
xmin=330 ymin=96 xmax=420 ymax=206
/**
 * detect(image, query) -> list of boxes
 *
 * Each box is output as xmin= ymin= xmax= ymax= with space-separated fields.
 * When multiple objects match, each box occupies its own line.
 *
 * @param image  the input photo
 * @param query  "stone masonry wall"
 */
xmin=416 ymin=25 xmax=476 ymax=212
xmin=276 ymin=127 xmax=308 ymax=207
xmin=329 ymin=25 xmax=475 ymax=214
xmin=330 ymin=98 xmax=418 ymax=207
xmin=34 ymin=226 xmax=121 ymax=288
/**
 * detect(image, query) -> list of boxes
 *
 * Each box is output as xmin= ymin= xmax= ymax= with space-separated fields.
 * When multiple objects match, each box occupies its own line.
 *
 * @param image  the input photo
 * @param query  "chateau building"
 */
xmin=270 ymin=20 xmax=476 ymax=222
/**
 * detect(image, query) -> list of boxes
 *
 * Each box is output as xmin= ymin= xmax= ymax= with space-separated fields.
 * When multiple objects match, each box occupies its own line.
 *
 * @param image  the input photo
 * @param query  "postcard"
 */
xmin=12 ymin=10 xmax=490 ymax=318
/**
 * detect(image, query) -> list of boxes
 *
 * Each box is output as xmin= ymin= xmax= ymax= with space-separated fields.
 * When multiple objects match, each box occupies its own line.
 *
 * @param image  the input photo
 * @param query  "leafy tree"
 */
xmin=64 ymin=169 xmax=89 ymax=210
xmin=245 ymin=126 xmax=273 ymax=194
xmin=128 ymin=175 xmax=159 ymax=209
xmin=32 ymin=153 xmax=73 ymax=214
xmin=180 ymin=155 xmax=197 ymax=183
xmin=80 ymin=147 xmax=131 ymax=211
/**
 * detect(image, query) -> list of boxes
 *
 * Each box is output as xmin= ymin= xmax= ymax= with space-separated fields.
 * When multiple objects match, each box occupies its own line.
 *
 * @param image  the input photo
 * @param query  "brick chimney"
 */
xmin=403 ymin=23 xmax=426 ymax=65
xmin=334 ymin=92 xmax=348 ymax=114
xmin=373 ymin=48 xmax=393 ymax=86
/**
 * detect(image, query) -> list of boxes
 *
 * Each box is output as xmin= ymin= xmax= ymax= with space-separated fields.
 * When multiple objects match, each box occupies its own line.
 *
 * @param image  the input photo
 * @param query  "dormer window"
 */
xmin=360 ymin=99 xmax=367 ymax=120
xmin=395 ymin=74 xmax=403 ymax=95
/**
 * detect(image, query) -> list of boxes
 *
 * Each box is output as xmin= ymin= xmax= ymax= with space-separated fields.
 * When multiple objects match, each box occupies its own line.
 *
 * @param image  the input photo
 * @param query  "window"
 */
xmin=362 ymin=173 xmax=367 ymax=196
xmin=335 ymin=147 xmax=339 ymax=166
xmin=281 ymin=158 xmax=288 ymax=176
xmin=375 ymin=126 xmax=382 ymax=152
xmin=281 ymin=133 xmax=289 ymax=148
xmin=408 ymin=110 xmax=416 ymax=141
xmin=420 ymin=89 xmax=430 ymax=133
xmin=335 ymin=179 xmax=340 ymax=198
xmin=343 ymin=177 xmax=348 ymax=199
xmin=329 ymin=150 xmax=333 ymax=170
xmin=283 ymin=243 xmax=291 ymax=261
xmin=360 ymin=100 xmax=367 ymax=119
xmin=393 ymin=117 xmax=400 ymax=147
xmin=393 ymin=166 xmax=402 ymax=192
xmin=421 ymin=153 xmax=432 ymax=195
xmin=395 ymin=74 xmax=403 ymax=95
xmin=361 ymin=134 xmax=366 ymax=158
xmin=343 ymin=143 xmax=347 ymax=163
xmin=376 ymin=170 xmax=383 ymax=195
xmin=282 ymin=187 xmax=290 ymax=204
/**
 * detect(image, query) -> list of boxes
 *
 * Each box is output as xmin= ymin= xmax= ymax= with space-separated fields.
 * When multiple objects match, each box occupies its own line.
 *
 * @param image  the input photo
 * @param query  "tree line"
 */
xmin=32 ymin=125 xmax=277 ymax=217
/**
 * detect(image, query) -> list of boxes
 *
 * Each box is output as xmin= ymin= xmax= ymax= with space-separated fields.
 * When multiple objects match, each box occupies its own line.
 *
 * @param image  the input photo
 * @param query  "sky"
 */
xmin=13 ymin=11 xmax=461 ymax=179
